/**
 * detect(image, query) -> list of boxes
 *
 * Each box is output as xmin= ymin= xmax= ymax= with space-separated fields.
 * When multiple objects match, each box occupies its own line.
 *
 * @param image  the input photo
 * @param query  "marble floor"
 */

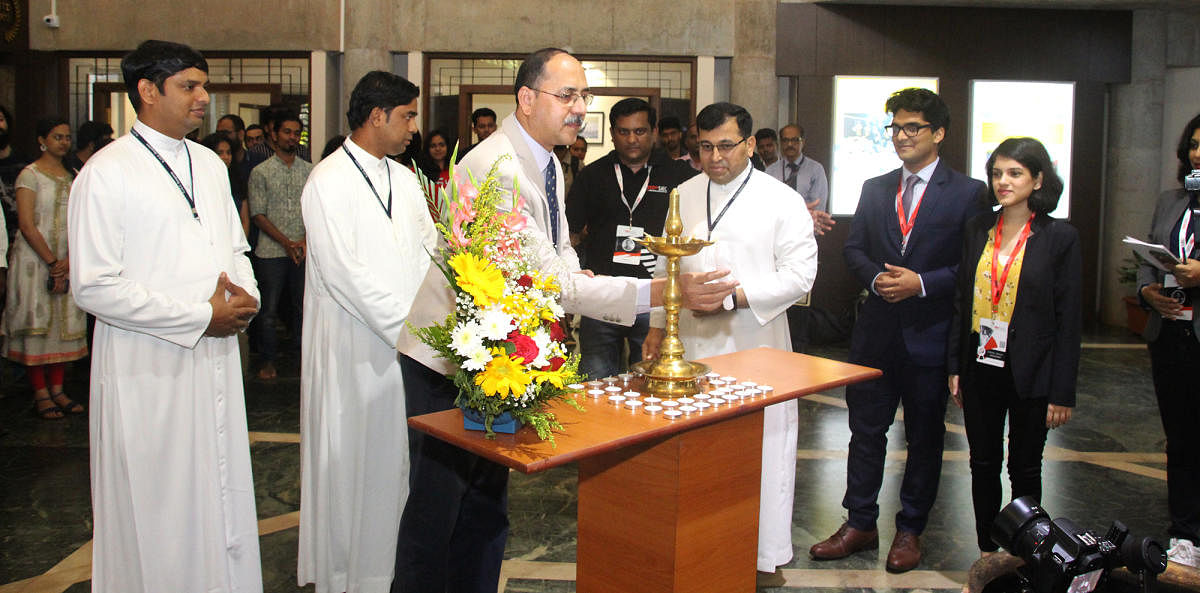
xmin=0 ymin=326 xmax=1186 ymax=592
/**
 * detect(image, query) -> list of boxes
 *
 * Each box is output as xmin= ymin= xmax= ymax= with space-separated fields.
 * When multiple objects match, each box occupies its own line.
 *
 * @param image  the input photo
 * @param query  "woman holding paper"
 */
xmin=947 ymin=137 xmax=1081 ymax=555
xmin=1137 ymin=113 xmax=1200 ymax=568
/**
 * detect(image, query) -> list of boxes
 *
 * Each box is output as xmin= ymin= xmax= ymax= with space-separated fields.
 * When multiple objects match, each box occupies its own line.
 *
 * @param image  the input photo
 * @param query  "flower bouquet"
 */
xmin=411 ymin=147 xmax=583 ymax=441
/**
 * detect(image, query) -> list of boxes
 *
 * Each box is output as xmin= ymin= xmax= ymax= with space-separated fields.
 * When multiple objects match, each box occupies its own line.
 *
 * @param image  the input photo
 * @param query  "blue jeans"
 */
xmin=579 ymin=313 xmax=649 ymax=381
xmin=254 ymin=256 xmax=304 ymax=362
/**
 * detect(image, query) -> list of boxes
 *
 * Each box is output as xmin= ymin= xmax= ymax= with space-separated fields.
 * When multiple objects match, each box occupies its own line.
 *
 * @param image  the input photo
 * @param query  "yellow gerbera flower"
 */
xmin=530 ymin=369 xmax=566 ymax=389
xmin=475 ymin=352 xmax=532 ymax=399
xmin=450 ymin=252 xmax=506 ymax=307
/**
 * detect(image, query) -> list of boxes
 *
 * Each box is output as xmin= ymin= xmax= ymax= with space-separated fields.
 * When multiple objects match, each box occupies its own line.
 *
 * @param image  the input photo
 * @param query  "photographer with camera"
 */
xmin=1136 ymin=113 xmax=1200 ymax=569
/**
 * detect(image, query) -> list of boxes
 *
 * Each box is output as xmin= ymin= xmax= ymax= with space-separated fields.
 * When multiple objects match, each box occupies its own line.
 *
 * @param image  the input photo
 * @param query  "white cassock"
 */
xmin=650 ymin=164 xmax=817 ymax=572
xmin=68 ymin=121 xmax=262 ymax=593
xmin=297 ymin=138 xmax=437 ymax=593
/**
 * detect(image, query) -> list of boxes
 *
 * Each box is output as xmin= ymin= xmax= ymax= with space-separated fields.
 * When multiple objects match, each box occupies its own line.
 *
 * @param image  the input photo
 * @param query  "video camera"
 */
xmin=991 ymin=497 xmax=1167 ymax=593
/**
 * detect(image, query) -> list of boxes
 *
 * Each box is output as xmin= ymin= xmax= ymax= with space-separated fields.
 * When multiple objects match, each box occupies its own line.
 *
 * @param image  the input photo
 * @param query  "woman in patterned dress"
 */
xmin=3 ymin=117 xmax=88 ymax=419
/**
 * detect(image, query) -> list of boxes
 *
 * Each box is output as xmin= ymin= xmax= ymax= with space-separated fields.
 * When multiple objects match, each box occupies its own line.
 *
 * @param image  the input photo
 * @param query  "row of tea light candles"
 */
xmin=565 ymin=372 xmax=775 ymax=421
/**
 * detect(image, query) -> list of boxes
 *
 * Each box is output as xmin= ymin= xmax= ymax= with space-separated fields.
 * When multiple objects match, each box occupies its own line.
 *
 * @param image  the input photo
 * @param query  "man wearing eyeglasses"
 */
xmin=564 ymin=98 xmax=698 ymax=381
xmin=766 ymin=124 xmax=829 ymax=213
xmin=396 ymin=48 xmax=734 ymax=593
xmin=642 ymin=101 xmax=818 ymax=585
xmin=813 ymin=88 xmax=988 ymax=573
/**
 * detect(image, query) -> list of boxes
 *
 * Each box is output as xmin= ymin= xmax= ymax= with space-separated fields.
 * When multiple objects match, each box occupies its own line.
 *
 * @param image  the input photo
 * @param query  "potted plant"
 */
xmin=1118 ymin=255 xmax=1148 ymax=336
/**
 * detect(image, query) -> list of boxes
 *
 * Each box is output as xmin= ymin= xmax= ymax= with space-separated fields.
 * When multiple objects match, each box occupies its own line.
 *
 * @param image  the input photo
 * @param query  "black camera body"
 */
xmin=992 ymin=497 xmax=1166 ymax=593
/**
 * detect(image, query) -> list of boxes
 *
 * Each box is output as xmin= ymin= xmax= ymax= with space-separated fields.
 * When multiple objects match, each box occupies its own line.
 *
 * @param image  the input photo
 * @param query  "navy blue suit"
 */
xmin=841 ymin=159 xmax=988 ymax=534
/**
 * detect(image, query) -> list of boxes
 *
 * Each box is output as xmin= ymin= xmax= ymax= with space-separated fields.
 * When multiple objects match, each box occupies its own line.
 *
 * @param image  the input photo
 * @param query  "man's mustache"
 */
xmin=564 ymin=114 xmax=584 ymax=128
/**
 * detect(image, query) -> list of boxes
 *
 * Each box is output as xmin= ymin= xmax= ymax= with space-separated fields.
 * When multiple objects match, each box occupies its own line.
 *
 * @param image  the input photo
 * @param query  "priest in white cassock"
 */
xmin=644 ymin=102 xmax=818 ymax=579
xmin=297 ymin=72 xmax=437 ymax=593
xmin=68 ymin=40 xmax=262 ymax=593
xmin=394 ymin=48 xmax=735 ymax=593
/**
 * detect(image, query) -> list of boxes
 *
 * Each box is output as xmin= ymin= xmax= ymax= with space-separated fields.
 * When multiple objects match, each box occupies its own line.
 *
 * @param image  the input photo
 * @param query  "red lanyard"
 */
xmin=895 ymin=177 xmax=923 ymax=240
xmin=990 ymin=215 xmax=1034 ymax=312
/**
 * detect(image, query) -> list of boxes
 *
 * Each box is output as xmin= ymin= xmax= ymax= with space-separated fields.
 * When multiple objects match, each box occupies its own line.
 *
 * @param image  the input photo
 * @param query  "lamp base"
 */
xmin=631 ymin=360 xmax=711 ymax=398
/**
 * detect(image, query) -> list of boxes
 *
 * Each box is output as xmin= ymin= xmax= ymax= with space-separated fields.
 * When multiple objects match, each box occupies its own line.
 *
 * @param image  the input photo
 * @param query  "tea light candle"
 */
xmin=623 ymin=391 xmax=641 ymax=400
xmin=759 ymin=385 xmax=774 ymax=396
xmin=676 ymin=397 xmax=695 ymax=405
xmin=720 ymin=375 xmax=738 ymax=384
xmin=693 ymin=401 xmax=711 ymax=411
xmin=679 ymin=405 xmax=698 ymax=415
xmin=642 ymin=396 xmax=662 ymax=405
xmin=567 ymin=383 xmax=585 ymax=391
xmin=586 ymin=389 xmax=605 ymax=399
xmin=624 ymin=399 xmax=644 ymax=411
xmin=660 ymin=400 xmax=680 ymax=408
xmin=607 ymin=395 xmax=627 ymax=406
xmin=643 ymin=405 xmax=663 ymax=415
xmin=663 ymin=409 xmax=683 ymax=420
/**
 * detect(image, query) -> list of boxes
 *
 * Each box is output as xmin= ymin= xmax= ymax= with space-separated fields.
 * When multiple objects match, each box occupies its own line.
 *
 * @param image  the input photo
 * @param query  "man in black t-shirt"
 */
xmin=565 ymin=98 xmax=698 ymax=379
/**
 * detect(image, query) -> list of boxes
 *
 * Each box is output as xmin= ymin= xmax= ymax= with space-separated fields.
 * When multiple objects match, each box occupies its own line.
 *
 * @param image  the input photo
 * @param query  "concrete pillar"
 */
xmin=730 ymin=0 xmax=777 ymax=131
xmin=341 ymin=48 xmax=392 ymax=125
xmin=1101 ymin=9 xmax=1167 ymax=325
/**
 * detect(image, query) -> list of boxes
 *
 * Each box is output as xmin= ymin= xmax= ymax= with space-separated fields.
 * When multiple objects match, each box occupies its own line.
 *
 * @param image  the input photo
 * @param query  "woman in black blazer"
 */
xmin=947 ymin=137 xmax=1082 ymax=554
xmin=1137 ymin=114 xmax=1200 ymax=568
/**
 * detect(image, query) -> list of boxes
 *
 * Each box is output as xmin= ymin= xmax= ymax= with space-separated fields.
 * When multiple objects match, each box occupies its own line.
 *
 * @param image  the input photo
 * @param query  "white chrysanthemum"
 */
xmin=462 ymin=346 xmax=493 ymax=372
xmin=529 ymin=328 xmax=552 ymax=368
xmin=478 ymin=306 xmax=514 ymax=340
xmin=450 ymin=322 xmax=483 ymax=358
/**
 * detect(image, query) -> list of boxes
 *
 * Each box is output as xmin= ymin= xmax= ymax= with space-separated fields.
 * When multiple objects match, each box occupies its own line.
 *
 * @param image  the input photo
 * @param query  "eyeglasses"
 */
xmin=530 ymin=88 xmax=595 ymax=107
xmin=779 ymin=137 xmax=802 ymax=145
xmin=885 ymin=123 xmax=933 ymax=138
xmin=698 ymin=137 xmax=747 ymax=155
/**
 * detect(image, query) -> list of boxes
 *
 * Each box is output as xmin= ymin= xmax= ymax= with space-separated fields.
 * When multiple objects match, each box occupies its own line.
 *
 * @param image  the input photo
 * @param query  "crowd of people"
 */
xmin=0 ymin=37 xmax=1196 ymax=593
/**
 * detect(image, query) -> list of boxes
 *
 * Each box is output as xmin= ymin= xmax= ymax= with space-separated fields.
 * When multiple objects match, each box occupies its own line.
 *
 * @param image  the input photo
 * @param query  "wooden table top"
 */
xmin=407 ymin=347 xmax=881 ymax=474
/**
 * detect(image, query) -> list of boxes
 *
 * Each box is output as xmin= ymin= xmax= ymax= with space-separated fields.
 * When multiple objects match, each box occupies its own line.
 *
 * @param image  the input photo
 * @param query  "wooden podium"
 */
xmin=408 ymin=347 xmax=881 ymax=592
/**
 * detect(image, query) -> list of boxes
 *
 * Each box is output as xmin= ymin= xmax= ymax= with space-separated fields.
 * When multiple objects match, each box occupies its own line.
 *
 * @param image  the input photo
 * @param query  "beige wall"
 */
xmin=29 ymin=0 xmax=734 ymax=55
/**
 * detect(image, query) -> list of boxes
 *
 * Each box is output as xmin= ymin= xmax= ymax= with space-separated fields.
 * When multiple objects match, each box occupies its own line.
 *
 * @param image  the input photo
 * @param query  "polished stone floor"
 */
xmin=0 ymin=326 xmax=1184 ymax=592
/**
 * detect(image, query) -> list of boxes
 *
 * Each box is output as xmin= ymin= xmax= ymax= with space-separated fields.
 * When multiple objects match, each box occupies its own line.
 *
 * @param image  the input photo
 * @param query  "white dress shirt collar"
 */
xmin=512 ymin=118 xmax=554 ymax=173
xmin=901 ymin=157 xmax=939 ymax=186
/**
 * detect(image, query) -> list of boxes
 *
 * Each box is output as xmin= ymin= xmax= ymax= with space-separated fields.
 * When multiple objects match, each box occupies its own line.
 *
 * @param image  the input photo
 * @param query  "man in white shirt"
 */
xmin=396 ymin=48 xmax=735 ymax=593
xmin=69 ymin=39 xmax=262 ymax=593
xmin=643 ymin=101 xmax=818 ymax=584
xmin=298 ymin=71 xmax=437 ymax=593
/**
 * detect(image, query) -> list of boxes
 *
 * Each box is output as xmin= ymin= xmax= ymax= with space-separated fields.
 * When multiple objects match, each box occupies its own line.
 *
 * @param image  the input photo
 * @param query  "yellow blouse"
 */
xmin=971 ymin=226 xmax=1027 ymax=332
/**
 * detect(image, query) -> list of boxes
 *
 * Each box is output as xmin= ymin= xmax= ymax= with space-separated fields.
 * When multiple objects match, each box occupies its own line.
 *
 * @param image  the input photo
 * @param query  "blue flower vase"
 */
xmin=461 ymin=407 xmax=519 ymax=434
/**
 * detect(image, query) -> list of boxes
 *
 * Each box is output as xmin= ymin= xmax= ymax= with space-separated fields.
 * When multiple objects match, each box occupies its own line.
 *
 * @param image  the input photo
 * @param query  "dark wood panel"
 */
xmin=778 ymin=4 xmax=1131 ymax=83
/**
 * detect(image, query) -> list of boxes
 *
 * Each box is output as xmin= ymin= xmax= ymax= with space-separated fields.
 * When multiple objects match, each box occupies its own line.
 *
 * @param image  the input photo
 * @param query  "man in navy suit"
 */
xmin=811 ymin=88 xmax=987 ymax=572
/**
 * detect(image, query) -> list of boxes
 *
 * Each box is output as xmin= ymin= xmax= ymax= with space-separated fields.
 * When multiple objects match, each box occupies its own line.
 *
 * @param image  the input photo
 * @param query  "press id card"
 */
xmin=613 ymin=224 xmax=645 ymax=265
xmin=1163 ymin=274 xmax=1194 ymax=321
xmin=976 ymin=318 xmax=1008 ymax=368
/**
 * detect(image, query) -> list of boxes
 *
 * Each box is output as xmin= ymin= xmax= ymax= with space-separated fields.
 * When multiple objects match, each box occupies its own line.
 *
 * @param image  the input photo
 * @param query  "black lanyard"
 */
xmin=343 ymin=145 xmax=392 ymax=219
xmin=131 ymin=128 xmax=198 ymax=220
xmin=706 ymin=168 xmax=753 ymax=239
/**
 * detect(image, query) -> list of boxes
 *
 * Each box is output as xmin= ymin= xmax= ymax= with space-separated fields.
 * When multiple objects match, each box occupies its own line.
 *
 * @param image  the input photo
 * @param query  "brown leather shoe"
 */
xmin=886 ymin=530 xmax=922 ymax=573
xmin=810 ymin=522 xmax=879 ymax=559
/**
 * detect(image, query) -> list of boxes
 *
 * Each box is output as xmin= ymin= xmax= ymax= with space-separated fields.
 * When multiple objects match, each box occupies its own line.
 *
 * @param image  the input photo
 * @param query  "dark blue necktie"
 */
xmin=544 ymin=160 xmax=560 ymax=246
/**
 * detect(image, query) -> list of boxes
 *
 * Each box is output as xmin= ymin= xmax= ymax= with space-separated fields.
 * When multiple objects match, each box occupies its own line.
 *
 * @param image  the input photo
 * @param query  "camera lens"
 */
xmin=992 ymin=496 xmax=1051 ymax=558
xmin=1120 ymin=536 xmax=1167 ymax=575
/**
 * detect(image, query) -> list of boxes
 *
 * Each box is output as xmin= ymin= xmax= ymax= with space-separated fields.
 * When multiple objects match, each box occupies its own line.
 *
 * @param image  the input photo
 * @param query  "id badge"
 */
xmin=1163 ymin=274 xmax=1194 ymax=320
xmin=613 ymin=224 xmax=645 ymax=265
xmin=976 ymin=318 xmax=1008 ymax=368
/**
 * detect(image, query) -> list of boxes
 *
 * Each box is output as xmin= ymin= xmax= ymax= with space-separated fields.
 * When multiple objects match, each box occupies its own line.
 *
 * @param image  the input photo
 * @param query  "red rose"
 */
xmin=506 ymin=330 xmax=539 ymax=364
xmin=517 ymin=274 xmax=534 ymax=288
xmin=547 ymin=356 xmax=565 ymax=371
xmin=547 ymin=321 xmax=566 ymax=342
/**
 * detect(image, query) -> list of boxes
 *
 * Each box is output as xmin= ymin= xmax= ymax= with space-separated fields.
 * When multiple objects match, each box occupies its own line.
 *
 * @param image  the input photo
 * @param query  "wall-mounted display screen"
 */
xmin=969 ymin=80 xmax=1075 ymax=219
xmin=829 ymin=76 xmax=939 ymax=216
